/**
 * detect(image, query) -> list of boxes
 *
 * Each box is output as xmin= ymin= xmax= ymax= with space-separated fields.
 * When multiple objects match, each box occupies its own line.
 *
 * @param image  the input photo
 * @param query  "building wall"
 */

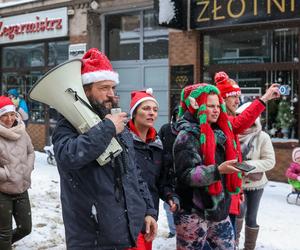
xmin=0 ymin=0 xmax=73 ymax=16
xmin=0 ymin=0 xmax=89 ymax=43
xmin=27 ymin=124 xmax=47 ymax=151
xmin=267 ymin=143 xmax=298 ymax=183
xmin=69 ymin=4 xmax=89 ymax=44
xmin=87 ymin=12 xmax=101 ymax=48
xmin=169 ymin=30 xmax=200 ymax=83
xmin=99 ymin=0 xmax=152 ymax=11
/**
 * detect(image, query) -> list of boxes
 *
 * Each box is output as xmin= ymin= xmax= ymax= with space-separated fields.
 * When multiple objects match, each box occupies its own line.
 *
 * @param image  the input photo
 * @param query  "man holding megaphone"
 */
xmin=52 ymin=48 xmax=157 ymax=249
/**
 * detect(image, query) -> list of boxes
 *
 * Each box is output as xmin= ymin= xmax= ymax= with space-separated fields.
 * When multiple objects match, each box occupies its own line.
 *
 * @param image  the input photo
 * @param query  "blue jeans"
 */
xmin=163 ymin=202 xmax=176 ymax=234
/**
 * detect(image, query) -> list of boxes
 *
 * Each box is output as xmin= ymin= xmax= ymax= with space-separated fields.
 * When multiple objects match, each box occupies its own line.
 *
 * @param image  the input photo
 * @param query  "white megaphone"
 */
xmin=29 ymin=59 xmax=123 ymax=166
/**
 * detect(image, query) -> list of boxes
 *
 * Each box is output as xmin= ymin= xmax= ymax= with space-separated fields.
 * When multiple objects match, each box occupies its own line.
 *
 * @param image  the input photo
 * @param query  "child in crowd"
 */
xmin=286 ymin=147 xmax=300 ymax=190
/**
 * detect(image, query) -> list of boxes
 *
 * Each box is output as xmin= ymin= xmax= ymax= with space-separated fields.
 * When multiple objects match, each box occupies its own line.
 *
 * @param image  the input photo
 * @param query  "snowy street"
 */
xmin=13 ymin=152 xmax=299 ymax=250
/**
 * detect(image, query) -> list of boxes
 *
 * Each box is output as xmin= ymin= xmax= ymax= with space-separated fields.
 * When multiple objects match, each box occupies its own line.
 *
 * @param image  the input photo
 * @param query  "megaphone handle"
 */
xmin=66 ymin=88 xmax=98 ymax=116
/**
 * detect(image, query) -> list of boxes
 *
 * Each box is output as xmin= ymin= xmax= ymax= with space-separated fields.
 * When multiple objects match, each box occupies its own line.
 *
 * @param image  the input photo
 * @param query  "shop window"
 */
xmin=48 ymin=41 xmax=69 ymax=66
xmin=2 ymin=71 xmax=45 ymax=123
xmin=1 ymin=40 xmax=69 ymax=124
xmin=106 ymin=12 xmax=140 ymax=60
xmin=203 ymin=28 xmax=299 ymax=140
xmin=143 ymin=10 xmax=168 ymax=59
xmin=105 ymin=10 xmax=168 ymax=61
xmin=2 ymin=43 xmax=45 ymax=68
xmin=204 ymin=71 xmax=298 ymax=140
xmin=204 ymin=28 xmax=299 ymax=66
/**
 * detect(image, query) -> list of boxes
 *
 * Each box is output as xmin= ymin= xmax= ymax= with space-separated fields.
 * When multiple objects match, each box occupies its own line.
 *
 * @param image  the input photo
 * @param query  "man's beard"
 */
xmin=89 ymin=96 xmax=118 ymax=119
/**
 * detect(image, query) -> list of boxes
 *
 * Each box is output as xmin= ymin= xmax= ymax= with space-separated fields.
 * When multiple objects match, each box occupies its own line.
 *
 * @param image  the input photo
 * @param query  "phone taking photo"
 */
xmin=234 ymin=162 xmax=255 ymax=172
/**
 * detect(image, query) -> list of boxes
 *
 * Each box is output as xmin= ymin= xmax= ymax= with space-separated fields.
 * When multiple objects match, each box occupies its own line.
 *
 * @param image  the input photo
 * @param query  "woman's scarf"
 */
xmin=238 ymin=118 xmax=262 ymax=160
xmin=179 ymin=84 xmax=242 ymax=196
xmin=128 ymin=120 xmax=157 ymax=143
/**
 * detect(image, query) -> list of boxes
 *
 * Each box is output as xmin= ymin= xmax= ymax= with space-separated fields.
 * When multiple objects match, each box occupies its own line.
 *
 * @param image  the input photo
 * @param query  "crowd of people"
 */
xmin=0 ymin=47 xmax=288 ymax=250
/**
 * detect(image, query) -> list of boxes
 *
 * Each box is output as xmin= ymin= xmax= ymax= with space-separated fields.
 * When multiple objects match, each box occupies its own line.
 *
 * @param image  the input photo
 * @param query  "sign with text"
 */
xmin=69 ymin=43 xmax=87 ymax=60
xmin=191 ymin=0 xmax=300 ymax=30
xmin=0 ymin=7 xmax=68 ymax=44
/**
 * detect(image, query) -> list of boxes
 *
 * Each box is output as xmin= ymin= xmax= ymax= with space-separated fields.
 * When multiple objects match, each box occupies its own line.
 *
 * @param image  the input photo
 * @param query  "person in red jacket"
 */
xmin=214 ymin=71 xmax=280 ymax=243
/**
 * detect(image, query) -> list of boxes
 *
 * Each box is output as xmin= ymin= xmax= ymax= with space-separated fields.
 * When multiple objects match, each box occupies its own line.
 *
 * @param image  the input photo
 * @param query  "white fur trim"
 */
xmin=82 ymin=70 xmax=119 ymax=85
xmin=130 ymin=97 xmax=159 ymax=118
xmin=236 ymin=102 xmax=251 ymax=114
xmin=0 ymin=105 xmax=16 ymax=117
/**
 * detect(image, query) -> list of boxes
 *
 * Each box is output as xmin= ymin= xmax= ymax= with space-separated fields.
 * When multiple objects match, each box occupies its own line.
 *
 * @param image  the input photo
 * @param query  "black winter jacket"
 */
xmin=131 ymin=133 xmax=164 ymax=216
xmin=52 ymin=117 xmax=156 ymax=250
xmin=158 ymin=122 xmax=178 ymax=199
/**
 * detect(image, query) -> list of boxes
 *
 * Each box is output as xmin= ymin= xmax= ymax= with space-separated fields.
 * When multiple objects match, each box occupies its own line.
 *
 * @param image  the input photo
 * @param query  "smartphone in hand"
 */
xmin=111 ymin=108 xmax=122 ymax=115
xmin=234 ymin=162 xmax=255 ymax=172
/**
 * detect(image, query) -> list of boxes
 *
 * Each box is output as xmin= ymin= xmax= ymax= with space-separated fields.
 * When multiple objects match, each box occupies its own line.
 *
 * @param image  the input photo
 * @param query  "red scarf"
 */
xmin=128 ymin=120 xmax=157 ymax=143
xmin=181 ymin=84 xmax=242 ymax=196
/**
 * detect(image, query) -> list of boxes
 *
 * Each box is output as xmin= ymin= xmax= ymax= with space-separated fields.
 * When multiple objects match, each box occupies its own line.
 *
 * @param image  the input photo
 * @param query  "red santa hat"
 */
xmin=130 ymin=88 xmax=159 ymax=118
xmin=0 ymin=96 xmax=16 ymax=117
xmin=81 ymin=48 xmax=119 ymax=85
xmin=214 ymin=71 xmax=241 ymax=99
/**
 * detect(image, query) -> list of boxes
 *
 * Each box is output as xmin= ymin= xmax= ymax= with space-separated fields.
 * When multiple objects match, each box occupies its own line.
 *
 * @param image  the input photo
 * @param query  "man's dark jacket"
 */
xmin=52 ymin=117 xmax=156 ymax=250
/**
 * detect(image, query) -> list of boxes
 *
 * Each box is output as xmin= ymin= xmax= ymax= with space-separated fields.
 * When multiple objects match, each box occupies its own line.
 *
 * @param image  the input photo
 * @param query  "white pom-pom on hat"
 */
xmin=146 ymin=88 xmax=153 ymax=95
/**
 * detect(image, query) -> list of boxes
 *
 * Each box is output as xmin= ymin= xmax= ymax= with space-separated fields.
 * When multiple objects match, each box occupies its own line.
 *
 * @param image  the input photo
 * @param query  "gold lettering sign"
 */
xmin=227 ymin=0 xmax=246 ymax=18
xmin=191 ymin=0 xmax=299 ymax=30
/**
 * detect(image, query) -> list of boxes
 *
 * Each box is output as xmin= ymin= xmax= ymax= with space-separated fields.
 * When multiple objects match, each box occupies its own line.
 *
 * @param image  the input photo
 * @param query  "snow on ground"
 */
xmin=13 ymin=151 xmax=300 ymax=249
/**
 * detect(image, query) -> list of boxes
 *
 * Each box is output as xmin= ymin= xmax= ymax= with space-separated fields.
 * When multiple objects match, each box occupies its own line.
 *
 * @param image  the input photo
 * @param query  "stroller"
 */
xmin=286 ymin=179 xmax=300 ymax=205
xmin=43 ymin=144 xmax=56 ymax=166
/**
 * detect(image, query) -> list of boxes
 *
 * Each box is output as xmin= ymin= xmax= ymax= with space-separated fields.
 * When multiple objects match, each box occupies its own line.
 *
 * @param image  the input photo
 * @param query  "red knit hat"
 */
xmin=179 ymin=84 xmax=242 ymax=196
xmin=0 ymin=96 xmax=16 ymax=117
xmin=130 ymin=88 xmax=159 ymax=118
xmin=214 ymin=71 xmax=241 ymax=99
xmin=81 ymin=48 xmax=119 ymax=85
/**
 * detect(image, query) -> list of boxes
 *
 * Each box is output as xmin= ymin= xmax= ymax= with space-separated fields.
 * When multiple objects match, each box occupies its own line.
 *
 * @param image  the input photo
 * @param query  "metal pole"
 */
xmin=187 ymin=0 xmax=191 ymax=31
